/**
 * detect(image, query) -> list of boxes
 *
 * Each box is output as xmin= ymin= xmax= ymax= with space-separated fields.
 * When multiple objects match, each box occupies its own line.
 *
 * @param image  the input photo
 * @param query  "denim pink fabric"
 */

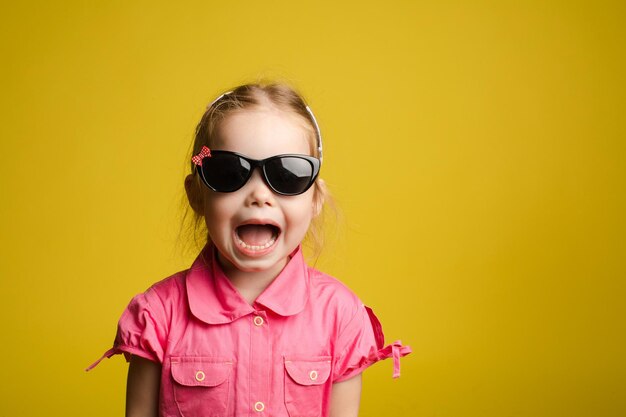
xmin=89 ymin=245 xmax=411 ymax=417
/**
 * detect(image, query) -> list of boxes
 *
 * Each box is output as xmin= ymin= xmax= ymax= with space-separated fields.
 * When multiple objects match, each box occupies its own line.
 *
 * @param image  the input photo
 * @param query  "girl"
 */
xmin=89 ymin=83 xmax=411 ymax=417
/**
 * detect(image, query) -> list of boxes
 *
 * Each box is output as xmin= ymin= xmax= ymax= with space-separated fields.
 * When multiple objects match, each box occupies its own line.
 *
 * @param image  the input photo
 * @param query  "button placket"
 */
xmin=250 ymin=311 xmax=270 ymax=415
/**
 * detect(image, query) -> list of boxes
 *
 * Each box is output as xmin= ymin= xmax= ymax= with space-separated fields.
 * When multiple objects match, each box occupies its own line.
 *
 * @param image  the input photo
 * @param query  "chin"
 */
xmin=216 ymin=248 xmax=284 ymax=274
xmin=234 ymin=256 xmax=286 ymax=273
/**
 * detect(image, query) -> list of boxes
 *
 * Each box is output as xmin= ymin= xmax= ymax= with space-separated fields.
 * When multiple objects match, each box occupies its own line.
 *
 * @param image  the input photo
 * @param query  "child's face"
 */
xmin=198 ymin=107 xmax=317 ymax=277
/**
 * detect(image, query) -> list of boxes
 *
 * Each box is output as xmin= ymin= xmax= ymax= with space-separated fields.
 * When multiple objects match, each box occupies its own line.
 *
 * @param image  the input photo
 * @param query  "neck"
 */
xmin=217 ymin=254 xmax=288 ymax=305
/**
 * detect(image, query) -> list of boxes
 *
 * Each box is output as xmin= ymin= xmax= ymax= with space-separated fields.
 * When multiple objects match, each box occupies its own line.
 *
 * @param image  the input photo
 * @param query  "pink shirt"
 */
xmin=89 ymin=245 xmax=410 ymax=417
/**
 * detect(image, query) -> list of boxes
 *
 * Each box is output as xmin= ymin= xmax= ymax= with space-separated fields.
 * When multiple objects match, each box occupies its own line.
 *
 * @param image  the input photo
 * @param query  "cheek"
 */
xmin=284 ymin=196 xmax=315 ymax=224
xmin=202 ymin=194 xmax=235 ymax=226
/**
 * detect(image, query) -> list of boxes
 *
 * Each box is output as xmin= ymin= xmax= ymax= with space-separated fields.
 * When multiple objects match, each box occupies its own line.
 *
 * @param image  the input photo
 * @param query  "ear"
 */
xmin=185 ymin=174 xmax=204 ymax=215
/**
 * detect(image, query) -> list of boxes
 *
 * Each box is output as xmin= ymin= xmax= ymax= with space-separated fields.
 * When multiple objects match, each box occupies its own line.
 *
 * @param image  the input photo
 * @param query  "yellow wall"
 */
xmin=1 ymin=1 xmax=624 ymax=416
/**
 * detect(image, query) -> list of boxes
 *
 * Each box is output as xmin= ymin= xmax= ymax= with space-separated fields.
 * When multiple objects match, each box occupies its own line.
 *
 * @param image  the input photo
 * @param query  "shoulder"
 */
xmin=307 ymin=267 xmax=357 ymax=296
xmin=306 ymin=266 xmax=364 ymax=319
xmin=146 ymin=269 xmax=187 ymax=299
xmin=130 ymin=268 xmax=190 ymax=318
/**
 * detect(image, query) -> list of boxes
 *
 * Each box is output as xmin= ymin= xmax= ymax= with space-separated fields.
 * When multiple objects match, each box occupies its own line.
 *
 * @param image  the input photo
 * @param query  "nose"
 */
xmin=244 ymin=168 xmax=275 ymax=207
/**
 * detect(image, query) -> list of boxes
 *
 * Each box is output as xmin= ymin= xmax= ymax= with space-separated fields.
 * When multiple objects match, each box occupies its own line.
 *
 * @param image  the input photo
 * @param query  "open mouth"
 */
xmin=234 ymin=223 xmax=281 ymax=251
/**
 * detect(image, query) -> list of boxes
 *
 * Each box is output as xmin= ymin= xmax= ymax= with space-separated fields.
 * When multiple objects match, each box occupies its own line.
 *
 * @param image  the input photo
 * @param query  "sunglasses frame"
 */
xmin=196 ymin=150 xmax=321 ymax=196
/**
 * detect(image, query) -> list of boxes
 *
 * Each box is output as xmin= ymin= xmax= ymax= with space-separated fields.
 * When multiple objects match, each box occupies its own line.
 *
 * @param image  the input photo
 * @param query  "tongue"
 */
xmin=237 ymin=224 xmax=276 ymax=246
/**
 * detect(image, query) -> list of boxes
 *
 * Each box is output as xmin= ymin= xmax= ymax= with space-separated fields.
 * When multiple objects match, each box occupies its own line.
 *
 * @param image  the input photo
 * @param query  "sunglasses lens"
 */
xmin=202 ymin=153 xmax=251 ymax=192
xmin=265 ymin=157 xmax=315 ymax=195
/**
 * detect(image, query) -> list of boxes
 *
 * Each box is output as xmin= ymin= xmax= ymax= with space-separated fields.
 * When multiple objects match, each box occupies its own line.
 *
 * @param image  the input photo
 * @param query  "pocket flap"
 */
xmin=170 ymin=357 xmax=232 ymax=387
xmin=284 ymin=357 xmax=331 ymax=386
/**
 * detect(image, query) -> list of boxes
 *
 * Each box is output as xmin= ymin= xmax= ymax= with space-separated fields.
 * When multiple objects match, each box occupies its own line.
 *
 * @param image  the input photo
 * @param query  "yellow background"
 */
xmin=1 ymin=1 xmax=624 ymax=416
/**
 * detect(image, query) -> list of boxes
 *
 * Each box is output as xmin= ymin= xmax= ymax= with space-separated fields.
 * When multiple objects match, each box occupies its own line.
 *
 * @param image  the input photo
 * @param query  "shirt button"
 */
xmin=254 ymin=401 xmax=265 ymax=412
xmin=309 ymin=370 xmax=318 ymax=381
xmin=195 ymin=370 xmax=205 ymax=382
xmin=253 ymin=316 xmax=264 ymax=326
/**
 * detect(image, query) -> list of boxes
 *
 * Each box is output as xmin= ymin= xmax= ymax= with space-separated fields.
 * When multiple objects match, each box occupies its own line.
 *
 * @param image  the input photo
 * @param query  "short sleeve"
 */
xmin=113 ymin=290 xmax=167 ymax=363
xmin=332 ymin=304 xmax=411 ymax=382
xmin=86 ymin=289 xmax=168 ymax=371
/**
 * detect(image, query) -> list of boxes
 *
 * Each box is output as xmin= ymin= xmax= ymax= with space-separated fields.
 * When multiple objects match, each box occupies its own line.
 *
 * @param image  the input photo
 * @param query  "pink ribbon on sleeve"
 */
xmin=377 ymin=340 xmax=412 ymax=378
xmin=85 ymin=347 xmax=117 ymax=372
xmin=392 ymin=341 xmax=405 ymax=378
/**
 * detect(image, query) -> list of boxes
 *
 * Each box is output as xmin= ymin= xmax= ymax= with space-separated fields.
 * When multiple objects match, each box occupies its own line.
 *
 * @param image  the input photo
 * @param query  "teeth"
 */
xmin=235 ymin=234 xmax=277 ymax=251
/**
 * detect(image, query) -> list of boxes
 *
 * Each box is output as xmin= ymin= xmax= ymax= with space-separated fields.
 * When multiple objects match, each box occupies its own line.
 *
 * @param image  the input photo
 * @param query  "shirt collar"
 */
xmin=186 ymin=245 xmax=309 ymax=324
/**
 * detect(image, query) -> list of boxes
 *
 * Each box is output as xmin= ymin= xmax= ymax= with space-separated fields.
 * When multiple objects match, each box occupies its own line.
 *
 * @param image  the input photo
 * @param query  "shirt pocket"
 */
xmin=170 ymin=356 xmax=233 ymax=417
xmin=284 ymin=356 xmax=332 ymax=417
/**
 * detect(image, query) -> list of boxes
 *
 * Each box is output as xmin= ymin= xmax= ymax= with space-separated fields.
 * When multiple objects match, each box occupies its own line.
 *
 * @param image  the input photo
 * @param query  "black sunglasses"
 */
xmin=192 ymin=147 xmax=321 ymax=196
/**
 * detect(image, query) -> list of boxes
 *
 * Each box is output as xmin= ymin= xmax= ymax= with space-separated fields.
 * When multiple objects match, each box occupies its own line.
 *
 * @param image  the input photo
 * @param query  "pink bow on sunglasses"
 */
xmin=192 ymin=146 xmax=212 ymax=166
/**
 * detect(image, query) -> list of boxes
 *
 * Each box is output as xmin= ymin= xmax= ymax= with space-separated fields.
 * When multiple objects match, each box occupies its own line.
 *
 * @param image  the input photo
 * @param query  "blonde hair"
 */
xmin=179 ymin=82 xmax=331 ymax=260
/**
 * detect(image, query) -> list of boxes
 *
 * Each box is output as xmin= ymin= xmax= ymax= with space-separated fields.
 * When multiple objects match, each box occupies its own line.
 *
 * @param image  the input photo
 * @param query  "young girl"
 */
xmin=89 ymin=83 xmax=411 ymax=417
